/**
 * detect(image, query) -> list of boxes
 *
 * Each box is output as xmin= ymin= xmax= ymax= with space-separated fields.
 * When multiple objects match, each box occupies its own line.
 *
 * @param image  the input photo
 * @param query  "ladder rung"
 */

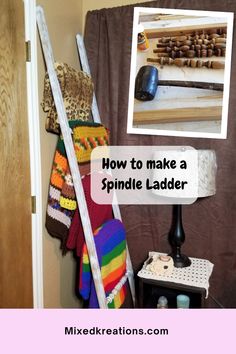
xmin=106 ymin=272 xmax=128 ymax=304
xmin=76 ymin=34 xmax=136 ymax=308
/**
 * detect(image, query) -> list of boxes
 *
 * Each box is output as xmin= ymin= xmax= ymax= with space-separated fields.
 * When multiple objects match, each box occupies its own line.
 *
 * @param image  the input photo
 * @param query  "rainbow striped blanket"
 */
xmin=79 ymin=219 xmax=127 ymax=308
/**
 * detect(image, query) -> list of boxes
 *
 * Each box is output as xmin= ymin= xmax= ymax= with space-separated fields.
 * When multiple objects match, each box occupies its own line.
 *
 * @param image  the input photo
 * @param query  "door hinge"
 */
xmin=31 ymin=196 xmax=36 ymax=214
xmin=26 ymin=40 xmax=31 ymax=62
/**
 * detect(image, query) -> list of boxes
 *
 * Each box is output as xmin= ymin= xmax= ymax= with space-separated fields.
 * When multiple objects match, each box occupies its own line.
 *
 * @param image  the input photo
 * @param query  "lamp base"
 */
xmin=168 ymin=252 xmax=191 ymax=268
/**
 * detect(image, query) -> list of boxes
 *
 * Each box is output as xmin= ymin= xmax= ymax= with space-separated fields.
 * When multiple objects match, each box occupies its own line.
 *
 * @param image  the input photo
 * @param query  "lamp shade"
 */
xmin=151 ymin=148 xmax=217 ymax=200
xmin=198 ymin=149 xmax=217 ymax=198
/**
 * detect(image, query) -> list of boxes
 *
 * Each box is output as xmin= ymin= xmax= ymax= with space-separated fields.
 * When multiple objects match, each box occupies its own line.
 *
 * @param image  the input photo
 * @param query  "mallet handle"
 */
xmin=158 ymin=80 xmax=223 ymax=91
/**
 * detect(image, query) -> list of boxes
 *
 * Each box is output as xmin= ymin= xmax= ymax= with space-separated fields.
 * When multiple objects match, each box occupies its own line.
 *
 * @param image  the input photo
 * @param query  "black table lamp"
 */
xmin=153 ymin=149 xmax=217 ymax=268
xmin=169 ymin=150 xmax=217 ymax=267
xmin=168 ymin=204 xmax=191 ymax=267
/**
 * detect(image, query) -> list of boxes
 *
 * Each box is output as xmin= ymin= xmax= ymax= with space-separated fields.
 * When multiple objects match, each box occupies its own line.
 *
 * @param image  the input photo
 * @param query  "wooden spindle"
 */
xmin=147 ymin=57 xmax=225 ymax=69
xmin=158 ymin=31 xmax=227 ymax=47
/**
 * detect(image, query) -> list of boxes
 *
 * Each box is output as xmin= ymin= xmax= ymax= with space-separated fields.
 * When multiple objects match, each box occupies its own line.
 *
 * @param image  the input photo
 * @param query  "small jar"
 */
xmin=157 ymin=296 xmax=168 ymax=309
xmin=176 ymin=294 xmax=190 ymax=309
xmin=137 ymin=24 xmax=149 ymax=52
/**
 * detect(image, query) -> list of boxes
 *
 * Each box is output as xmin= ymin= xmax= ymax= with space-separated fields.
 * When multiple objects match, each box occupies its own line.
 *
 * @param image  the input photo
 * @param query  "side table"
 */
xmin=138 ymin=252 xmax=214 ymax=309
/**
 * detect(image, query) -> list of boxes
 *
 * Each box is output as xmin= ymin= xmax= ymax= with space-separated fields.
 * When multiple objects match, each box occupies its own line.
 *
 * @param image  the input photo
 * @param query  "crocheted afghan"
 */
xmin=66 ymin=183 xmax=113 ymax=257
xmin=73 ymin=124 xmax=109 ymax=163
xmin=46 ymin=120 xmax=109 ymax=252
xmin=79 ymin=219 xmax=127 ymax=309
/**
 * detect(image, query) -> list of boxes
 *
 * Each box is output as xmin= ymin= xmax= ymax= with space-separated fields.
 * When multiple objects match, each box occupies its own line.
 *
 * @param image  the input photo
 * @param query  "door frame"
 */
xmin=24 ymin=0 xmax=44 ymax=308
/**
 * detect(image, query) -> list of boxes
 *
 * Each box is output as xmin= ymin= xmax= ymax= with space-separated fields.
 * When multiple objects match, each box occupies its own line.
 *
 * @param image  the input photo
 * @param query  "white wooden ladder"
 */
xmin=36 ymin=6 xmax=135 ymax=308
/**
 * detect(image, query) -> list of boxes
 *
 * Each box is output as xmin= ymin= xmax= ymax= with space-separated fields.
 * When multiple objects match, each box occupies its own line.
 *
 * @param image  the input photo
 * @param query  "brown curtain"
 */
xmin=84 ymin=0 xmax=236 ymax=308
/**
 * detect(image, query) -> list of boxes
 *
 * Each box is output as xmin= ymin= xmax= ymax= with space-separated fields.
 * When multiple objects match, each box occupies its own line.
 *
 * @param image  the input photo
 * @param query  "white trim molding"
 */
xmin=23 ymin=0 xmax=44 ymax=308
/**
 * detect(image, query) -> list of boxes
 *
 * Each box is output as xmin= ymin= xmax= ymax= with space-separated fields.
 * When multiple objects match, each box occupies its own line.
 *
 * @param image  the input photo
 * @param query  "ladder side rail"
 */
xmin=76 ymin=34 xmax=101 ymax=123
xmin=76 ymin=34 xmax=136 ymax=306
xmin=36 ymin=6 xmax=107 ymax=308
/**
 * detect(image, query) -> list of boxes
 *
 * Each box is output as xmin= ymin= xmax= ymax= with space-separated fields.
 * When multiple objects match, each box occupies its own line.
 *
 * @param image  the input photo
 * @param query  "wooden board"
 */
xmin=133 ymin=106 xmax=222 ymax=125
xmin=143 ymin=16 xmax=227 ymax=39
xmin=146 ymin=23 xmax=227 ymax=39
xmin=140 ymin=14 xmax=199 ymax=23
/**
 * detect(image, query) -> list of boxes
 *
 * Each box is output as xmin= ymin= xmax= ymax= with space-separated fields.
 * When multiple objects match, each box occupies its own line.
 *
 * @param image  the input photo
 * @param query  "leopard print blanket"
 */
xmin=41 ymin=62 xmax=94 ymax=134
